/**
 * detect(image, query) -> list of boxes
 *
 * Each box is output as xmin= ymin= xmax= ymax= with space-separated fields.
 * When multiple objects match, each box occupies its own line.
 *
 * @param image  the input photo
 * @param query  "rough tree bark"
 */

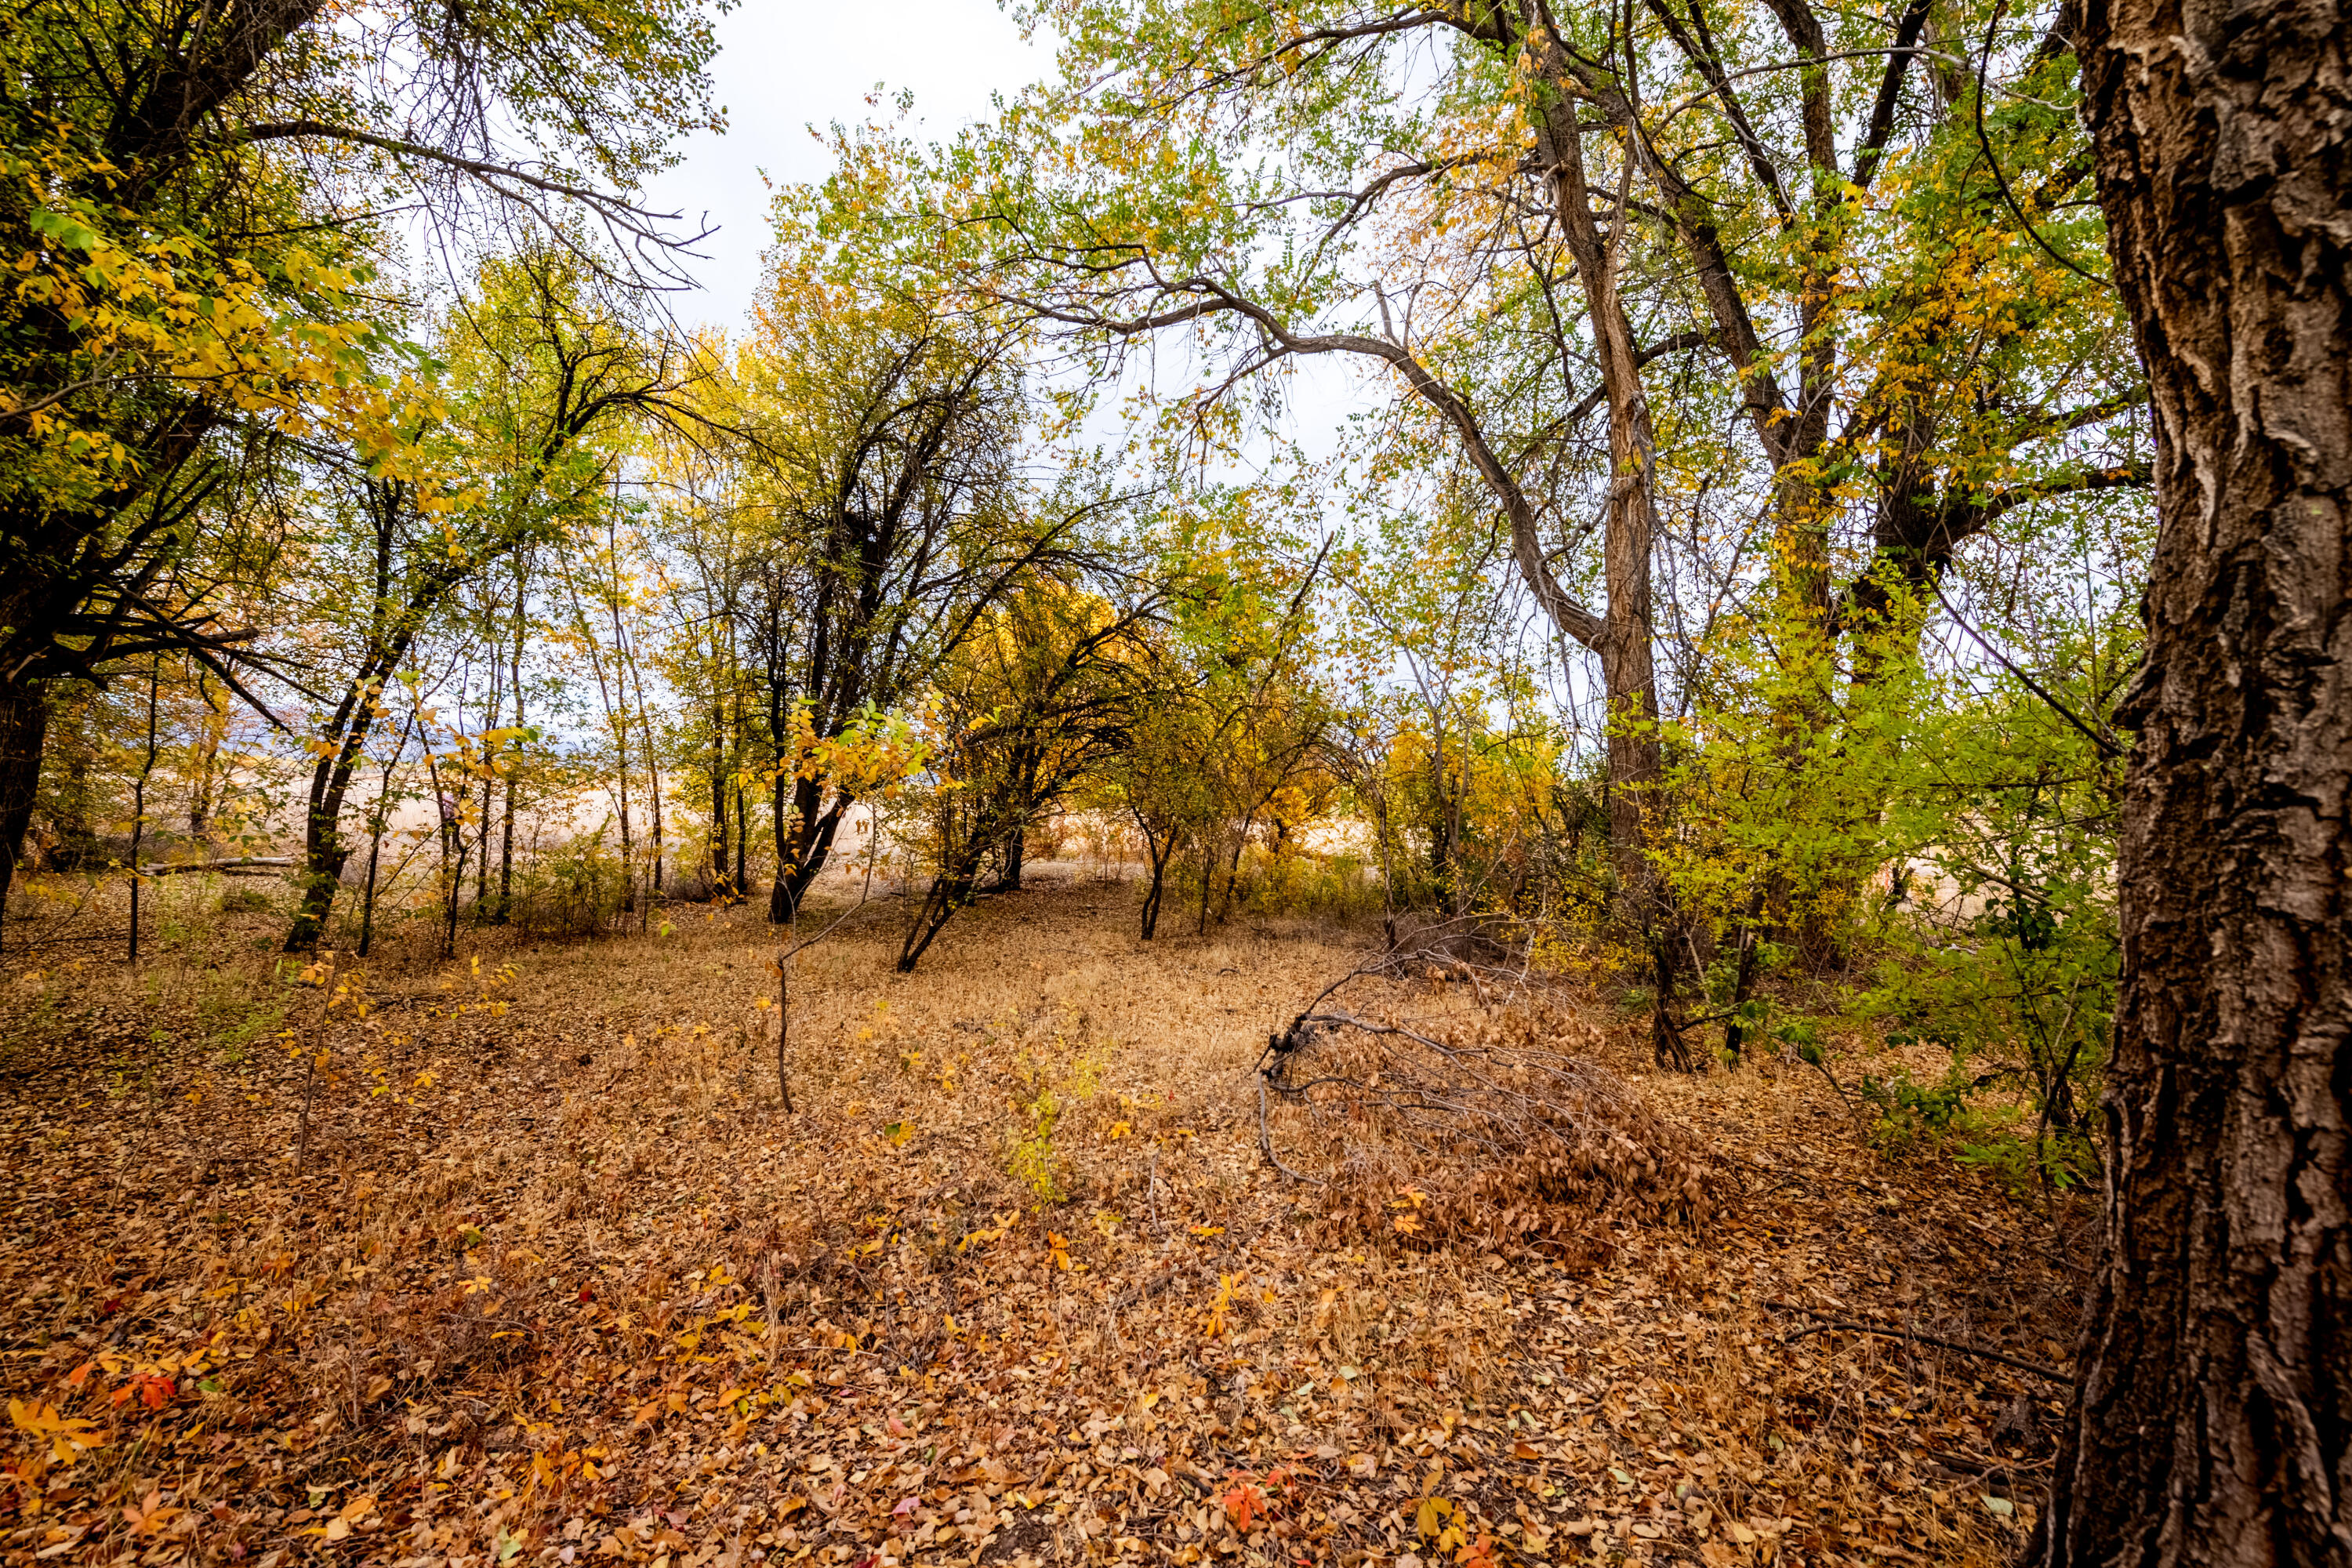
xmin=1529 ymin=65 xmax=1664 ymax=906
xmin=2042 ymin=0 xmax=2350 ymax=1559
xmin=0 ymin=683 xmax=49 ymax=953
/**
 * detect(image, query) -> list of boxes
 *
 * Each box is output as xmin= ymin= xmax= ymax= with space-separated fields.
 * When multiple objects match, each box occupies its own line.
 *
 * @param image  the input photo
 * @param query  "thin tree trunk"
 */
xmin=710 ymin=700 xmax=729 ymax=897
xmin=127 ymin=660 xmax=161 ymax=963
xmin=615 ymin=738 xmax=633 ymax=916
xmin=428 ymin=747 xmax=467 ymax=962
xmin=2039 ymin=0 xmax=2352 ymax=1558
xmin=564 ymin=549 xmax=634 ymax=916
xmin=477 ymin=644 xmax=499 ymax=913
xmin=646 ymin=757 xmax=663 ymax=895
xmin=634 ymin=650 xmax=664 ymax=896
xmin=1530 ymin=68 xmax=1664 ymax=911
xmin=769 ymin=773 xmax=789 ymax=922
xmin=731 ymin=677 xmax=750 ymax=898
xmin=1134 ymin=809 xmax=1174 ymax=941
xmin=996 ymin=824 xmax=1025 ymax=892
xmin=358 ymin=714 xmax=414 ymax=960
xmin=1718 ymin=884 xmax=1769 ymax=1063
xmin=735 ymin=781 xmax=750 ymax=897
xmin=499 ymin=551 xmax=527 ymax=921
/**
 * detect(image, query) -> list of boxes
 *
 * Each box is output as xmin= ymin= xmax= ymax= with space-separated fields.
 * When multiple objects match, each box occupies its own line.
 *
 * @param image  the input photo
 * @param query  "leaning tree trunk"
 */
xmin=2042 ymin=0 xmax=2351 ymax=1559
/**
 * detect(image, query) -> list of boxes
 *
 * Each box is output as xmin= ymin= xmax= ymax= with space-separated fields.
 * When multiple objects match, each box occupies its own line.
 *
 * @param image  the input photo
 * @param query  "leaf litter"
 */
xmin=0 ymin=887 xmax=2081 ymax=1566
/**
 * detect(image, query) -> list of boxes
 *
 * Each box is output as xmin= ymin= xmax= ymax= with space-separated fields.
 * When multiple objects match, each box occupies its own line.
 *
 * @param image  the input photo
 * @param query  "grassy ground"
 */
xmin=0 ymin=869 xmax=2078 ymax=1566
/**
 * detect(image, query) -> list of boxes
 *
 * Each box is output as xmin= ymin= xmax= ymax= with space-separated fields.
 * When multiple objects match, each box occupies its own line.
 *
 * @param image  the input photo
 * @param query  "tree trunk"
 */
xmin=1135 ymin=811 xmax=1173 ymax=940
xmin=710 ymin=707 xmax=730 ymax=897
xmin=0 ymin=683 xmax=49 ymax=954
xmin=286 ymin=737 xmax=370 ymax=950
xmin=770 ymin=774 xmax=847 ymax=923
xmin=996 ymin=825 xmax=1025 ymax=892
xmin=735 ymin=780 xmax=750 ymax=897
xmin=358 ymin=801 xmax=385 ymax=959
xmin=898 ymin=862 xmax=978 ymax=973
xmin=498 ymin=552 xmax=527 ymax=922
xmin=477 ymin=649 xmax=499 ymax=913
xmin=2040 ymin=0 xmax=2352 ymax=1559
xmin=1531 ymin=80 xmax=1664 ymax=912
xmin=641 ymin=708 xmax=664 ymax=896
xmin=127 ymin=661 xmax=161 ymax=964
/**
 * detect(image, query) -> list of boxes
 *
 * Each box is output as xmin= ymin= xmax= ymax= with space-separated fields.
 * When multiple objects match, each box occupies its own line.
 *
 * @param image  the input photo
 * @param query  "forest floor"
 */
xmin=0 ymin=869 xmax=2085 ymax=1568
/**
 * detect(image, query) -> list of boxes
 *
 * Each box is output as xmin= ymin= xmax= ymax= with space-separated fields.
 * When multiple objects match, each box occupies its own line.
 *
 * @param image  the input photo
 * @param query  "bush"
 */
xmin=217 ymin=886 xmax=274 ymax=914
xmin=505 ymin=837 xmax=631 ymax=937
xmin=1222 ymin=844 xmax=1381 ymax=921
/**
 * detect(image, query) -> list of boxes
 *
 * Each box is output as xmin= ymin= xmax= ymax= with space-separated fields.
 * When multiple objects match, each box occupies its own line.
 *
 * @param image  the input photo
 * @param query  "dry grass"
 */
xmin=0 ymin=872 xmax=2073 ymax=1566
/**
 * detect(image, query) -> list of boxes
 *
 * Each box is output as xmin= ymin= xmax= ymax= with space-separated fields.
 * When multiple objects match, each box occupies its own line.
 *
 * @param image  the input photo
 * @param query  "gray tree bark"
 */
xmin=2042 ymin=0 xmax=2351 ymax=1559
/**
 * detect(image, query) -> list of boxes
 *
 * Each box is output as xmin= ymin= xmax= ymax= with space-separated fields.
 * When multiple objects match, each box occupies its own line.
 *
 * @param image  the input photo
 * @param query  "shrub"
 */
xmin=505 ymin=837 xmax=630 ymax=937
xmin=1264 ymin=1003 xmax=1720 ymax=1258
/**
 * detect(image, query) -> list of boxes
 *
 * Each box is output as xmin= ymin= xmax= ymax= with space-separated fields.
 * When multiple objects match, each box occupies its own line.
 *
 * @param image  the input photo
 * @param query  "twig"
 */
xmin=1929 ymin=576 xmax=2122 ymax=757
xmin=769 ymin=848 xmax=882 ymax=1114
xmin=1112 ymin=1217 xmax=1279 ymax=1311
xmin=1258 ymin=1077 xmax=1328 ymax=1186
xmin=1766 ymin=1300 xmax=2070 ymax=1383
xmin=1920 ymin=1445 xmax=2055 ymax=1477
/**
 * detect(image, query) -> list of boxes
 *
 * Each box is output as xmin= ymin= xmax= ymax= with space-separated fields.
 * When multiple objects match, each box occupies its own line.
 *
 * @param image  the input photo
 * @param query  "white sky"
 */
xmin=634 ymin=1 xmax=1386 ymax=477
xmin=641 ymin=0 xmax=1052 ymax=332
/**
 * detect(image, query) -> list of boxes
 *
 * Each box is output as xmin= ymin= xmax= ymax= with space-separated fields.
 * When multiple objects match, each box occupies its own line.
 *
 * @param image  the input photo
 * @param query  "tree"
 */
xmin=1111 ymin=682 xmax=1214 ymax=940
xmin=283 ymin=252 xmax=693 ymax=950
xmin=897 ymin=573 xmax=1163 ymax=972
xmin=726 ymin=198 xmax=1088 ymax=921
xmin=956 ymin=0 xmax=2145 ymax=916
xmin=0 ymin=0 xmax=725 ymax=942
xmin=2038 ymin=0 xmax=2351 ymax=1559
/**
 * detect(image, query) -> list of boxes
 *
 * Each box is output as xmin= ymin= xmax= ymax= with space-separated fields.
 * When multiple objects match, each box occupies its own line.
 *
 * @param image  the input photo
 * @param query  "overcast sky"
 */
xmin=641 ymin=0 xmax=1051 ymax=332
xmin=633 ymin=1 xmax=1394 ymax=532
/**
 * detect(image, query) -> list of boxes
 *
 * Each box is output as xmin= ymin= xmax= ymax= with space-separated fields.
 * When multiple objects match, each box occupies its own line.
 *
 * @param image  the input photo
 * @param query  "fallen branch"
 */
xmin=1258 ymin=1077 xmax=1327 ymax=1186
xmin=1766 ymin=1300 xmax=2071 ymax=1384
xmin=140 ymin=857 xmax=292 ymax=877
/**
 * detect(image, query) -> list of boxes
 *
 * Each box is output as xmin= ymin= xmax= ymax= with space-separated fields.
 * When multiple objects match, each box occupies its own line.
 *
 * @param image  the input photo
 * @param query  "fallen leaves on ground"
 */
xmin=0 ymin=879 xmax=2081 ymax=1565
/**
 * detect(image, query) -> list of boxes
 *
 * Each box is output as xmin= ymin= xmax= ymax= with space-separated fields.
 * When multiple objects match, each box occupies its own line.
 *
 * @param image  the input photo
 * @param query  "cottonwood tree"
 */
xmin=944 ymin=0 xmax=2149 ymax=930
xmin=284 ymin=252 xmax=695 ymax=950
xmin=2037 ymin=0 xmax=2350 ymax=1557
xmin=897 ymin=572 xmax=1166 ymax=971
xmin=731 ymin=320 xmax=1025 ymax=919
xmin=724 ymin=191 xmax=1103 ymax=921
xmin=0 ymin=0 xmax=725 ymax=938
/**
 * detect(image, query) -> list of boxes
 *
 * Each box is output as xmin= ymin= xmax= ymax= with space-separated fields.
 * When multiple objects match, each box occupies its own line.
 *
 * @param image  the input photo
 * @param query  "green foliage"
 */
xmin=504 ymin=835 xmax=633 ymax=939
xmin=1004 ymin=1044 xmax=1105 ymax=1205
